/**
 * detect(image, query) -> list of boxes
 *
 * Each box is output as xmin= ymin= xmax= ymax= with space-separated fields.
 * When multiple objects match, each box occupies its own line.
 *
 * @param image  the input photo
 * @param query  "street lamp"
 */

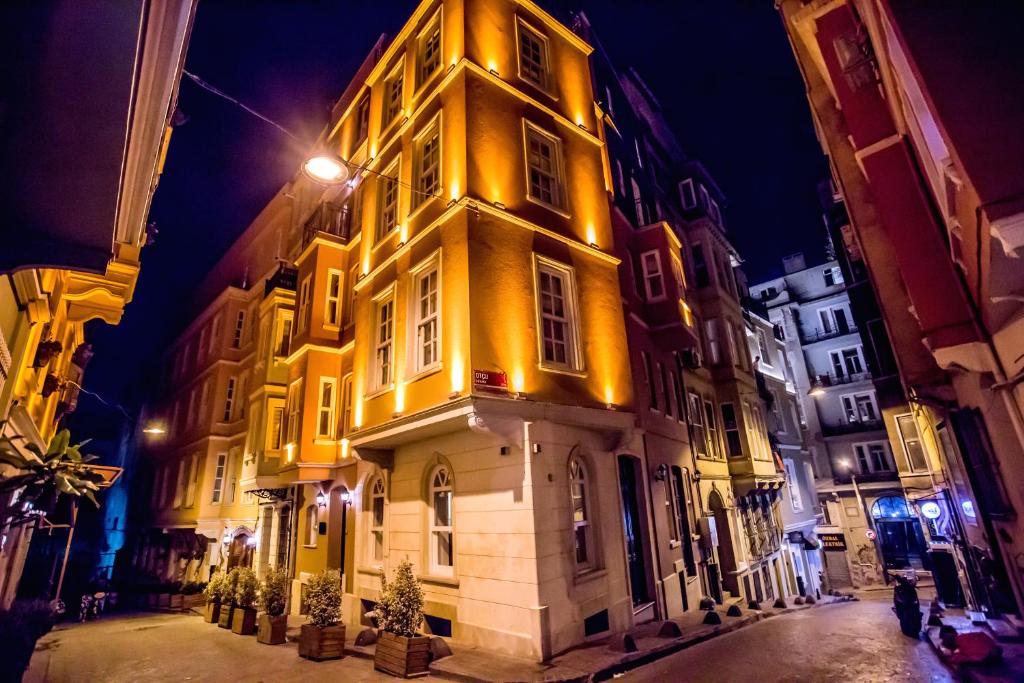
xmin=142 ymin=423 xmax=166 ymax=435
xmin=808 ymin=384 xmax=826 ymax=397
xmin=303 ymin=154 xmax=350 ymax=185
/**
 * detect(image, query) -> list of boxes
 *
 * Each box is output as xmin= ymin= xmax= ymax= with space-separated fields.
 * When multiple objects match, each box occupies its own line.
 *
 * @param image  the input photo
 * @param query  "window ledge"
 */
xmin=406 ymin=364 xmax=443 ymax=384
xmin=364 ymin=384 xmax=395 ymax=401
xmin=357 ymin=564 xmax=384 ymax=576
xmin=406 ymin=195 xmax=438 ymax=223
xmin=525 ymin=194 xmax=572 ymax=220
xmin=668 ymin=540 xmax=680 ymax=549
xmin=417 ymin=573 xmax=459 ymax=588
xmin=573 ymin=567 xmax=607 ymax=586
xmin=303 ymin=544 xmax=318 ymax=549
xmin=538 ymin=363 xmax=587 ymax=379
xmin=372 ymin=227 xmax=401 ymax=252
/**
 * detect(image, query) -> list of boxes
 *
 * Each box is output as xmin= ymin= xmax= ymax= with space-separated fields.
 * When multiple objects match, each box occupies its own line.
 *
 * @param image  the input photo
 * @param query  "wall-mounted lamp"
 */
xmin=654 ymin=464 xmax=668 ymax=481
xmin=245 ymin=536 xmax=258 ymax=548
xmin=316 ymin=491 xmax=327 ymax=508
xmin=221 ymin=532 xmax=231 ymax=545
xmin=339 ymin=490 xmax=352 ymax=504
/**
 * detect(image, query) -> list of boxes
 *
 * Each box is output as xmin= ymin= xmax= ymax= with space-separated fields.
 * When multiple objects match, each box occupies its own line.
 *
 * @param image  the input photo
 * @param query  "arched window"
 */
xmin=429 ymin=466 xmax=454 ymax=576
xmin=369 ymin=476 xmax=386 ymax=564
xmin=569 ymin=457 xmax=593 ymax=571
xmin=871 ymin=495 xmax=912 ymax=520
xmin=305 ymin=505 xmax=318 ymax=547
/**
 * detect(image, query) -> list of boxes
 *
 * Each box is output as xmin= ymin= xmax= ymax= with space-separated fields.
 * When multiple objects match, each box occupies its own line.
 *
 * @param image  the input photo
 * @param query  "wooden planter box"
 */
xmin=257 ymin=614 xmax=288 ymax=645
xmin=231 ymin=607 xmax=257 ymax=635
xmin=146 ymin=594 xmax=159 ymax=609
xmin=204 ymin=601 xmax=221 ymax=623
xmin=217 ymin=604 xmax=235 ymax=629
xmin=298 ymin=624 xmax=345 ymax=661
xmin=158 ymin=593 xmax=171 ymax=609
xmin=169 ymin=594 xmax=185 ymax=610
xmin=374 ymin=631 xmax=431 ymax=678
xmin=184 ymin=594 xmax=206 ymax=610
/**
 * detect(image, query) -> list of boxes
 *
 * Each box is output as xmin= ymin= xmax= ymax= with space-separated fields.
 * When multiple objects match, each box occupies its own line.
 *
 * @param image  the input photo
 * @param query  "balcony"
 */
xmin=821 ymin=418 xmax=885 ymax=437
xmin=264 ymin=263 xmax=297 ymax=297
xmin=302 ymin=202 xmax=351 ymax=249
xmin=800 ymin=324 xmax=859 ymax=345
xmin=832 ymin=469 xmax=899 ymax=485
xmin=811 ymin=371 xmax=872 ymax=388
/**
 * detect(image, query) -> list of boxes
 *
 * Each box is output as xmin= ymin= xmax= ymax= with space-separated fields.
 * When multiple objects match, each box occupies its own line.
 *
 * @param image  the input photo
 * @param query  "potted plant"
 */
xmin=182 ymin=581 xmax=208 ymax=610
xmin=257 ymin=567 xmax=289 ymax=645
xmin=374 ymin=559 xmax=430 ymax=678
xmin=231 ymin=568 xmax=258 ymax=635
xmin=203 ymin=574 xmax=225 ymax=623
xmin=217 ymin=568 xmax=240 ymax=629
xmin=298 ymin=570 xmax=344 ymax=661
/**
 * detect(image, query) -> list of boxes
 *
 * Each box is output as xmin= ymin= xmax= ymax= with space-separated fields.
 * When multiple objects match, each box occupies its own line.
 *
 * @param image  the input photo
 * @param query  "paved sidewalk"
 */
xmin=430 ymin=594 xmax=854 ymax=682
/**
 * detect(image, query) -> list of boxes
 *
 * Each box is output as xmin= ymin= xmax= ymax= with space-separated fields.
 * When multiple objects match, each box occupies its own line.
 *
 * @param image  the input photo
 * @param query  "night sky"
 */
xmin=82 ymin=0 xmax=828 ymax=415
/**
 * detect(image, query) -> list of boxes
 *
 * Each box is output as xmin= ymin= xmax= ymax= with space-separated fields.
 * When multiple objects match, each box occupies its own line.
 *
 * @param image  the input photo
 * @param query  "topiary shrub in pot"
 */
xmin=231 ymin=568 xmax=259 ymax=635
xmin=298 ymin=570 xmax=345 ymax=661
xmin=203 ymin=573 xmax=225 ymax=624
xmin=0 ymin=600 xmax=56 ymax=681
xmin=257 ymin=567 xmax=290 ymax=645
xmin=217 ymin=568 xmax=240 ymax=629
xmin=374 ymin=559 xmax=430 ymax=678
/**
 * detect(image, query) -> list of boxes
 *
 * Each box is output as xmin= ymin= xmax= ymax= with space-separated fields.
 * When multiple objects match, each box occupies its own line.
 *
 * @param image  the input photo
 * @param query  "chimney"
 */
xmin=782 ymin=252 xmax=806 ymax=274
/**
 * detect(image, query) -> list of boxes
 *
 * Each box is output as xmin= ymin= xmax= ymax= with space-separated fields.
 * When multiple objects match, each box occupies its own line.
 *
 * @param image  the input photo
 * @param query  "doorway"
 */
xmin=871 ymin=496 xmax=928 ymax=570
xmin=617 ymin=456 xmax=654 ymax=617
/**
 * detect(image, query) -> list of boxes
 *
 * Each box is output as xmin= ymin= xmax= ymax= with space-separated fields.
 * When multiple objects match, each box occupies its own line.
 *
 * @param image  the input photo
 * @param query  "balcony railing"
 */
xmin=811 ymin=371 xmax=872 ymax=388
xmin=821 ymin=418 xmax=884 ymax=437
xmin=800 ymin=324 xmax=859 ymax=345
xmin=264 ymin=264 xmax=297 ymax=297
xmin=833 ymin=469 xmax=898 ymax=485
xmin=302 ymin=202 xmax=351 ymax=249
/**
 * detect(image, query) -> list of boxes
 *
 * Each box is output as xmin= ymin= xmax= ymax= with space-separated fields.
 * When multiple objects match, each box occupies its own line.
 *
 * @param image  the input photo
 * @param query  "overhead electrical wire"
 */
xmin=181 ymin=69 xmax=442 ymax=200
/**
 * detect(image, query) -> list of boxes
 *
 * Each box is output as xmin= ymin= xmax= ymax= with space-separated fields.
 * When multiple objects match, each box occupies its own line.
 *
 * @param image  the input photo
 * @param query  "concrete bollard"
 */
xmin=747 ymin=600 xmax=761 ymax=611
xmin=609 ymin=633 xmax=639 ymax=653
xmin=699 ymin=596 xmax=716 ymax=611
xmin=794 ymin=596 xmax=805 ymax=605
xmin=703 ymin=611 xmax=722 ymax=625
xmin=726 ymin=604 xmax=743 ymax=617
xmin=804 ymin=595 xmax=815 ymax=605
xmin=354 ymin=628 xmax=378 ymax=646
xmin=430 ymin=637 xmax=453 ymax=660
xmin=773 ymin=598 xmax=788 ymax=609
xmin=658 ymin=621 xmax=683 ymax=638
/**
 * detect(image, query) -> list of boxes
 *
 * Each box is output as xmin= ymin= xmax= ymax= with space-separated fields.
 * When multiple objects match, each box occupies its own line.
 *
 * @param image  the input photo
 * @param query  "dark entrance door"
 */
xmin=877 ymin=520 xmax=927 ymax=569
xmin=618 ymin=456 xmax=650 ymax=607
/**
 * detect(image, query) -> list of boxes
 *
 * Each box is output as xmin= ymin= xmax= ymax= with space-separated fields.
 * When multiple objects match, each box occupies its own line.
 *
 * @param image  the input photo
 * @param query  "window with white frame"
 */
xmin=841 ymin=392 xmax=878 ymax=423
xmin=417 ymin=12 xmax=441 ymax=86
xmin=688 ymin=393 xmax=707 ymax=457
xmin=372 ymin=293 xmax=395 ymax=390
xmin=679 ymin=178 xmax=697 ymax=209
xmin=324 ymin=270 xmax=342 ymax=327
xmin=854 ymin=441 xmax=892 ymax=473
xmin=232 ymin=310 xmax=245 ymax=349
xmin=412 ymin=258 xmax=440 ymax=373
xmin=525 ymin=123 xmax=564 ymax=209
xmin=305 ymin=505 xmax=318 ymax=547
xmin=185 ymin=454 xmax=199 ymax=508
xmin=268 ymin=405 xmax=284 ymax=451
xmin=340 ymin=374 xmax=353 ymax=437
xmin=896 ymin=414 xmax=929 ymax=472
xmin=670 ymin=254 xmax=686 ymax=295
xmin=783 ymin=459 xmax=803 ymax=511
xmin=286 ymin=379 xmax=302 ymax=445
xmin=640 ymin=250 xmax=666 ymax=301
xmin=412 ymin=128 xmax=440 ymax=212
xmin=823 ymin=266 xmax=844 ymax=287
xmin=275 ymin=313 xmax=292 ymax=357
xmin=569 ymin=456 xmax=593 ymax=570
xmin=344 ymin=265 xmax=357 ymax=326
xmin=172 ymin=459 xmax=186 ymax=509
xmin=383 ymin=61 xmax=404 ymax=127
xmin=704 ymin=318 xmax=720 ymax=364
xmin=316 ymin=377 xmax=337 ymax=440
xmin=223 ymin=376 xmax=236 ymax=422
xmin=818 ymin=305 xmax=851 ymax=335
xmin=704 ymin=400 xmax=720 ymax=459
xmin=429 ymin=465 xmax=454 ymax=575
xmin=756 ymin=330 xmax=772 ymax=365
xmin=209 ymin=314 xmax=221 ymax=355
xmin=227 ymin=453 xmax=239 ymax=503
xmin=516 ymin=19 xmax=550 ymax=90
xmin=664 ymin=468 xmax=681 ymax=544
xmin=725 ymin=321 xmax=739 ymax=367
xmin=211 ymin=453 xmax=227 ymax=503
xmin=296 ymin=276 xmax=311 ymax=333
xmin=721 ymin=403 xmax=742 ymax=456
xmin=830 ymin=347 xmax=865 ymax=378
xmin=369 ymin=476 xmax=385 ymax=563
xmin=376 ymin=160 xmax=400 ymax=242
xmin=536 ymin=258 xmax=581 ymax=371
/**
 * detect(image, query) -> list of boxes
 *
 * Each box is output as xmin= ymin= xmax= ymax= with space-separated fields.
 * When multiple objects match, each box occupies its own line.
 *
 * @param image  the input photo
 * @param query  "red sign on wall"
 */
xmin=473 ymin=369 xmax=508 ymax=392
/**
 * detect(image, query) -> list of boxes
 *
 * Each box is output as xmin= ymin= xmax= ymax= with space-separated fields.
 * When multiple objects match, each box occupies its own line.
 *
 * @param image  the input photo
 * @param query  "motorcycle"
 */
xmin=892 ymin=574 xmax=922 ymax=637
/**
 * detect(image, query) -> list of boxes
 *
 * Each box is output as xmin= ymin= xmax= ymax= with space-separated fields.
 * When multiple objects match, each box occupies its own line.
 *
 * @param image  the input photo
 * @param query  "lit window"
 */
xmin=325 ymin=270 xmax=342 ymax=327
xmin=275 ymin=314 xmax=292 ymax=357
xmin=536 ymin=259 xmax=581 ymax=371
xmin=232 ymin=310 xmax=245 ymax=348
xmin=172 ymin=459 xmax=186 ymax=509
xmin=384 ymin=62 xmax=404 ymax=126
xmin=297 ymin=276 xmax=311 ymax=333
xmin=376 ymin=161 xmax=400 ymax=242
xmin=517 ymin=20 xmax=549 ymax=90
xmin=429 ymin=466 xmax=454 ymax=575
xmin=305 ymin=505 xmax=318 ymax=547
xmin=211 ymin=453 xmax=227 ymax=503
xmin=317 ymin=377 xmax=337 ymax=439
xmin=823 ymin=266 xmax=844 ymax=287
xmin=373 ymin=294 xmax=395 ymax=390
xmin=417 ymin=14 xmax=441 ymax=86
xmin=640 ymin=250 xmax=665 ymax=300
xmin=569 ymin=456 xmax=593 ymax=570
xmin=413 ymin=259 xmax=440 ymax=373
xmin=369 ymin=476 xmax=385 ymax=563
xmin=268 ymin=405 xmax=284 ymax=450
xmin=412 ymin=121 xmax=441 ymax=208
xmin=340 ymin=374 xmax=353 ymax=437
xmin=185 ymin=454 xmax=199 ymax=508
xmin=525 ymin=124 xmax=564 ymax=209
xmin=896 ymin=414 xmax=929 ymax=472
xmin=286 ymin=379 xmax=303 ymax=445
xmin=223 ymin=376 xmax=236 ymax=422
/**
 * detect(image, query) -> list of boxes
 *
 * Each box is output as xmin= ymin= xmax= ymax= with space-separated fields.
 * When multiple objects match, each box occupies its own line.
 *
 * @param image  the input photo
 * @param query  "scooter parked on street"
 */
xmin=892 ymin=573 xmax=922 ymax=637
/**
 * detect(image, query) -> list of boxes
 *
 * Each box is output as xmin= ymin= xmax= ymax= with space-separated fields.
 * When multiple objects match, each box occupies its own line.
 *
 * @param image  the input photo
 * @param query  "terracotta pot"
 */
xmin=204 ymin=600 xmax=221 ymax=623
xmin=298 ymin=623 xmax=345 ymax=661
xmin=257 ymin=613 xmax=288 ymax=645
xmin=374 ymin=631 xmax=431 ymax=678
xmin=217 ymin=604 xmax=235 ymax=629
xmin=231 ymin=607 xmax=257 ymax=635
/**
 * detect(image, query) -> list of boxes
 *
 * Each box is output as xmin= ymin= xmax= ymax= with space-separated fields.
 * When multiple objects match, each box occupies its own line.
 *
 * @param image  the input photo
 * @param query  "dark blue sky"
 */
xmin=83 ymin=0 xmax=827 ymax=412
